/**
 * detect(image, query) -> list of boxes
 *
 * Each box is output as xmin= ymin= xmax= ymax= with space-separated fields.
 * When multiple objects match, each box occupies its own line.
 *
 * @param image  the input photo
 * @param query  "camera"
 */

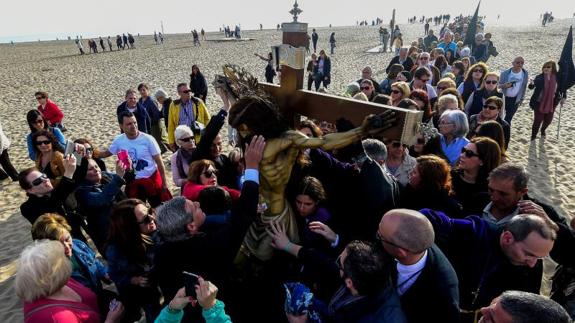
xmin=191 ymin=121 xmax=205 ymax=135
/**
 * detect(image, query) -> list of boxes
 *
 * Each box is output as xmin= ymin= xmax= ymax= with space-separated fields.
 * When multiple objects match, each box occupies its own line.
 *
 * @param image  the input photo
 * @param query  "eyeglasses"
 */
xmin=461 ymin=147 xmax=480 ymax=158
xmin=181 ymin=89 xmax=192 ymax=94
xmin=391 ymin=89 xmax=401 ymax=94
xmin=179 ymin=137 xmax=194 ymax=143
xmin=376 ymin=231 xmax=408 ymax=251
xmin=484 ymin=80 xmax=498 ymax=85
xmin=31 ymin=174 xmax=48 ymax=186
xmin=85 ymin=147 xmax=94 ymax=153
xmin=202 ymin=169 xmax=218 ymax=178
xmin=35 ymin=140 xmax=52 ymax=146
xmin=34 ymin=119 xmax=44 ymax=124
xmin=137 ymin=208 xmax=156 ymax=225
xmin=472 ymin=69 xmax=483 ymax=73
xmin=361 ymin=86 xmax=372 ymax=90
xmin=483 ymin=104 xmax=499 ymax=110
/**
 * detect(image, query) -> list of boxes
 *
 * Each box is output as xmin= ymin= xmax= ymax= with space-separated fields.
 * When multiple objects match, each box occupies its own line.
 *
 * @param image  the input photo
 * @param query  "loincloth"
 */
xmin=239 ymin=201 xmax=300 ymax=262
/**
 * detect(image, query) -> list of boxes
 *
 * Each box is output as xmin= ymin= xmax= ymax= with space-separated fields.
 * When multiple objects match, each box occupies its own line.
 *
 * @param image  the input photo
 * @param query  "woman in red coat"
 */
xmin=35 ymin=91 xmax=65 ymax=131
xmin=182 ymin=159 xmax=240 ymax=201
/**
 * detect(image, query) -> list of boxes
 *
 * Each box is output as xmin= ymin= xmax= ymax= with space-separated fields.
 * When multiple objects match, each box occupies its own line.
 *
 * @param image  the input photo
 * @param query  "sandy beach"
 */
xmin=1 ymin=19 xmax=574 ymax=321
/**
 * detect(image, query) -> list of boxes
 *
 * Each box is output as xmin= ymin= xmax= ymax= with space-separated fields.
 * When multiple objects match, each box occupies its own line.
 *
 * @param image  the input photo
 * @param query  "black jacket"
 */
xmin=153 ymin=179 xmax=259 ymax=322
xmin=189 ymin=72 xmax=208 ymax=100
xmin=385 ymin=56 xmax=414 ymax=74
xmin=528 ymin=73 xmax=564 ymax=110
xmin=20 ymin=176 xmax=76 ymax=225
xmin=394 ymin=244 xmax=460 ymax=323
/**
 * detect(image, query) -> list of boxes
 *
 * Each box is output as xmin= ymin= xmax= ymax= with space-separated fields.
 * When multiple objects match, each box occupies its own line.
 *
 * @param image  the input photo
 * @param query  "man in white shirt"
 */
xmin=99 ymin=111 xmax=170 ymax=207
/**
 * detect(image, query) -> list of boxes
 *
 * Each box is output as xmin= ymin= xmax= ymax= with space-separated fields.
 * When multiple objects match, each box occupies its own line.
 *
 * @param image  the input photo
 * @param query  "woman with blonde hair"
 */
xmin=16 ymin=240 xmax=123 ymax=322
xmin=390 ymin=81 xmax=411 ymax=106
xmin=465 ymin=72 xmax=505 ymax=116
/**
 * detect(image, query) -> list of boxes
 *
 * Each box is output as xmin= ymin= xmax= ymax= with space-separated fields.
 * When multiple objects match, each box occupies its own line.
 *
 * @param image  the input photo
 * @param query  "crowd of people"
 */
xmin=4 ymin=14 xmax=574 ymax=323
xmin=75 ymin=34 xmax=137 ymax=55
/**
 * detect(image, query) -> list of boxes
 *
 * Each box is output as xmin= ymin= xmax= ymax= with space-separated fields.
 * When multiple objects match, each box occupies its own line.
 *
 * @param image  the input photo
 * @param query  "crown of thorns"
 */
xmin=213 ymin=64 xmax=271 ymax=102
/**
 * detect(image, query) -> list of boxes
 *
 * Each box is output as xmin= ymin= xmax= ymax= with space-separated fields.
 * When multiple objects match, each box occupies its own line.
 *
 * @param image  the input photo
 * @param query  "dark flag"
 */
xmin=464 ymin=2 xmax=481 ymax=47
xmin=556 ymin=25 xmax=575 ymax=139
xmin=389 ymin=9 xmax=396 ymax=49
xmin=558 ymin=25 xmax=575 ymax=97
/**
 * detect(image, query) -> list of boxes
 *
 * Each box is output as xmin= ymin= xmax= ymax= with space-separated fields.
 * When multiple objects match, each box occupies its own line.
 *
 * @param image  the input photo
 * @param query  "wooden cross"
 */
xmin=261 ymin=2 xmax=422 ymax=144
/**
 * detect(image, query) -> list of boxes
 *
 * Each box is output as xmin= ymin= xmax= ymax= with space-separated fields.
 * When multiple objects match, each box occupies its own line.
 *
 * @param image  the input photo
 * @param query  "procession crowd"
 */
xmin=1 ymin=14 xmax=574 ymax=323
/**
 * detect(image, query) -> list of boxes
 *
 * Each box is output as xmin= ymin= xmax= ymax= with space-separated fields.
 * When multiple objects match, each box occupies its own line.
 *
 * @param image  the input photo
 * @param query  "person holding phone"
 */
xmin=96 ymin=111 xmax=171 ymax=208
xmin=154 ymin=278 xmax=231 ymax=323
xmin=499 ymin=57 xmax=529 ymax=124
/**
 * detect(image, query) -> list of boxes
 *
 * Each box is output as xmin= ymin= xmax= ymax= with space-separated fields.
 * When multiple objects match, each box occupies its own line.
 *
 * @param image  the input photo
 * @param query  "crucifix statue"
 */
xmin=215 ymin=1 xmax=422 ymax=262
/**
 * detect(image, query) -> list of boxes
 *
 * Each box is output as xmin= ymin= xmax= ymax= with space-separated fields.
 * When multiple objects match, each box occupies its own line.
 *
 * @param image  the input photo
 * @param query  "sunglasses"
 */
xmin=85 ymin=147 xmax=94 ymax=153
xmin=31 ymin=174 xmax=48 ymax=186
xmin=461 ymin=147 xmax=480 ymax=158
xmin=179 ymin=137 xmax=194 ymax=143
xmin=202 ymin=169 xmax=218 ymax=178
xmin=472 ymin=69 xmax=483 ymax=73
xmin=386 ymin=141 xmax=402 ymax=148
xmin=36 ymin=140 xmax=52 ymax=146
xmin=137 ymin=208 xmax=156 ymax=225
xmin=391 ymin=89 xmax=401 ymax=94
xmin=416 ymin=138 xmax=426 ymax=144
xmin=361 ymin=86 xmax=371 ymax=90
xmin=34 ymin=119 xmax=44 ymax=124
xmin=483 ymin=104 xmax=499 ymax=110
xmin=181 ymin=89 xmax=192 ymax=94
xmin=484 ymin=80 xmax=498 ymax=85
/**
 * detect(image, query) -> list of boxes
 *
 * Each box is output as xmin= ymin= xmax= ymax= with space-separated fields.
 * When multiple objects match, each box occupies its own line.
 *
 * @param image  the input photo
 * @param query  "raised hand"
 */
xmin=169 ymin=287 xmax=192 ymax=311
xmin=308 ymin=221 xmax=338 ymax=244
xmin=244 ymin=135 xmax=266 ymax=169
xmin=195 ymin=277 xmax=219 ymax=310
xmin=63 ymin=154 xmax=77 ymax=178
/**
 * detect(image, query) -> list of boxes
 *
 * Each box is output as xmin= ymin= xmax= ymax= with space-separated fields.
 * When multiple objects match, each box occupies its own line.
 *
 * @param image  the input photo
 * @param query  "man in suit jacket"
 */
xmin=378 ymin=209 xmax=460 ymax=323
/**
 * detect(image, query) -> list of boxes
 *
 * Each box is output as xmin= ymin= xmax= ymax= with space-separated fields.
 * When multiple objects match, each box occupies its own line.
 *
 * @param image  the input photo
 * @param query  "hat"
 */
xmin=174 ymin=125 xmax=194 ymax=144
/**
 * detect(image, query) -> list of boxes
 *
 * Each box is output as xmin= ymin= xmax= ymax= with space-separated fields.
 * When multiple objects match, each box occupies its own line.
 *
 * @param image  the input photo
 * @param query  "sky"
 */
xmin=1 ymin=0 xmax=573 ymax=42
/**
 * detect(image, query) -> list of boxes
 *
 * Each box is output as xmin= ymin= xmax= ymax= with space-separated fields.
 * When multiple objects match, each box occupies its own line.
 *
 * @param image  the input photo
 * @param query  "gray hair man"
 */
xmin=479 ymin=291 xmax=570 ymax=323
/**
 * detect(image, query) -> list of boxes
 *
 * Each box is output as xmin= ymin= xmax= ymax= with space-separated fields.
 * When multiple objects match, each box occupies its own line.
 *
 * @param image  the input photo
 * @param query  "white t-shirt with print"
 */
xmin=109 ymin=132 xmax=160 ymax=179
xmin=506 ymin=70 xmax=524 ymax=98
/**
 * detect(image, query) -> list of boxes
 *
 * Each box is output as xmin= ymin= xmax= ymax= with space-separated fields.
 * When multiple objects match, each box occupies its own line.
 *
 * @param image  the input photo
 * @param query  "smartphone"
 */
xmin=182 ymin=271 xmax=199 ymax=299
xmin=117 ymin=150 xmax=130 ymax=169
xmin=64 ymin=140 xmax=82 ymax=165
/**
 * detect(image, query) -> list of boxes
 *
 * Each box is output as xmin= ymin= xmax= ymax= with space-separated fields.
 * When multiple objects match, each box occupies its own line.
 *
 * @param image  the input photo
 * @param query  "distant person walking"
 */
xmin=107 ymin=36 xmax=113 ymax=51
xmin=311 ymin=28 xmax=319 ymax=52
xmin=99 ymin=37 xmax=105 ymax=52
xmin=128 ymin=34 xmax=135 ymax=48
xmin=329 ymin=32 xmax=336 ymax=55
xmin=314 ymin=50 xmax=331 ymax=90
xmin=201 ymin=28 xmax=206 ymax=40
xmin=116 ymin=35 xmax=123 ymax=50
xmin=74 ymin=38 xmax=84 ymax=55
xmin=122 ymin=34 xmax=128 ymax=49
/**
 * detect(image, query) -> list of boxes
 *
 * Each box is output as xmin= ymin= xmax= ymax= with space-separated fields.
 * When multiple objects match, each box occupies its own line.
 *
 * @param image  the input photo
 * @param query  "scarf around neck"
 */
xmin=539 ymin=74 xmax=557 ymax=114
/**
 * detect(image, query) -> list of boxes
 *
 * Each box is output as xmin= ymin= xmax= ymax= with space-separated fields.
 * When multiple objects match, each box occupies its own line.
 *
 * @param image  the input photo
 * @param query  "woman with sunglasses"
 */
xmin=384 ymin=139 xmax=416 ymax=186
xmin=400 ymin=154 xmax=461 ymax=218
xmin=465 ymin=72 xmax=505 ymax=117
xmin=106 ymin=198 xmax=162 ymax=322
xmin=409 ymin=89 xmax=433 ymax=123
xmin=32 ymin=130 xmax=66 ymax=187
xmin=74 ymin=138 xmax=107 ymax=171
xmin=528 ymin=60 xmax=566 ymax=141
xmin=35 ymin=91 xmax=65 ymax=131
xmin=457 ymin=62 xmax=488 ymax=103
xmin=74 ymin=157 xmax=127 ymax=254
xmin=451 ymin=137 xmax=502 ymax=216
xmin=26 ymin=109 xmax=66 ymax=161
xmin=468 ymin=96 xmax=510 ymax=149
xmin=182 ymin=159 xmax=240 ymax=202
xmin=390 ymin=81 xmax=411 ymax=106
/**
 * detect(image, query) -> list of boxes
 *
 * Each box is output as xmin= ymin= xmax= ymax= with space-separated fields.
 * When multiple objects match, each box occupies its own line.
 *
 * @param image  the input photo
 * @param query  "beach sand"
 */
xmin=1 ymin=19 xmax=574 ymax=320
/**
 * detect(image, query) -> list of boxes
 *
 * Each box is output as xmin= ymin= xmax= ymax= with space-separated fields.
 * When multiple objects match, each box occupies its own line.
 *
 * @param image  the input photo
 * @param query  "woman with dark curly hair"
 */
xmin=457 ymin=62 xmax=488 ymax=103
xmin=400 ymin=154 xmax=461 ymax=218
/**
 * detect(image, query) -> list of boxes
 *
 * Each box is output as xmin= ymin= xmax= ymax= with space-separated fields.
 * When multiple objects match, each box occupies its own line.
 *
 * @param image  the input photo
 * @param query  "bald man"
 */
xmin=378 ymin=209 xmax=460 ymax=323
